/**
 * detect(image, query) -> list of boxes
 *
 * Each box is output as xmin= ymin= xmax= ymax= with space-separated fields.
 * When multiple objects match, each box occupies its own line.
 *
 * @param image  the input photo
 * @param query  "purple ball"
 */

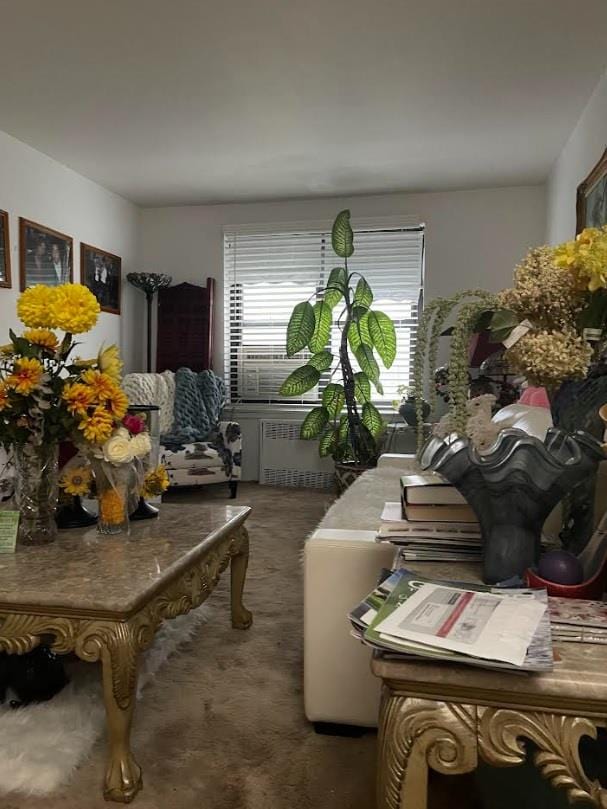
xmin=537 ymin=550 xmax=583 ymax=585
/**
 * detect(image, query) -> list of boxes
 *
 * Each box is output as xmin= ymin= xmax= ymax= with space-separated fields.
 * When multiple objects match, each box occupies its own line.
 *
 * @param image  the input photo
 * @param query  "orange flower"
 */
xmin=62 ymin=382 xmax=95 ymax=417
xmin=106 ymin=387 xmax=129 ymax=420
xmin=6 ymin=357 xmax=44 ymax=395
xmin=99 ymin=488 xmax=126 ymax=524
xmin=0 ymin=383 xmax=9 ymax=411
xmin=80 ymin=369 xmax=117 ymax=402
xmin=78 ymin=406 xmax=115 ymax=444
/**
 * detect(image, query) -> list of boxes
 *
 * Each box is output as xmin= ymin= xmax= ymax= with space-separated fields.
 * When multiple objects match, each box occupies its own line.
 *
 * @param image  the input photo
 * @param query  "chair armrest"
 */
xmin=215 ymin=421 xmax=242 ymax=480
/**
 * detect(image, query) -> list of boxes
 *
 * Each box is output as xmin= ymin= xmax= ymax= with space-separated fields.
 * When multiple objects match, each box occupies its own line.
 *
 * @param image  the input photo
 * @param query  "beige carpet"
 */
xmin=10 ymin=483 xmax=478 ymax=809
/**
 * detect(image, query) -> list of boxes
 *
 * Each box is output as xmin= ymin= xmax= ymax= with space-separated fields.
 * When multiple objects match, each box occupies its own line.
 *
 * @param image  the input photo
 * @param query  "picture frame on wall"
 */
xmin=19 ymin=217 xmax=73 ymax=290
xmin=576 ymin=146 xmax=607 ymax=233
xmin=0 ymin=210 xmax=11 ymax=289
xmin=80 ymin=242 xmax=121 ymax=315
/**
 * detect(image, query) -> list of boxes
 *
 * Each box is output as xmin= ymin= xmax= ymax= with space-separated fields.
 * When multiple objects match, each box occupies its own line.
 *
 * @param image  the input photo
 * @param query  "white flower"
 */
xmin=130 ymin=432 xmax=151 ymax=459
xmin=102 ymin=431 xmax=134 ymax=465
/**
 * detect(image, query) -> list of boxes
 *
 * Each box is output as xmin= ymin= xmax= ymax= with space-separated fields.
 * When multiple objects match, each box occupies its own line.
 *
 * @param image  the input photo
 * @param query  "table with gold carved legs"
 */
xmin=0 ymin=503 xmax=252 ymax=803
xmin=373 ymin=645 xmax=607 ymax=809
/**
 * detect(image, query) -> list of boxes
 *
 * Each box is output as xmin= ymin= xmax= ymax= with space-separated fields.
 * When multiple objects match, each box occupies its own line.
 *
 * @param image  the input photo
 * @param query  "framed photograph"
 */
xmin=19 ymin=218 xmax=73 ymax=290
xmin=80 ymin=243 xmax=121 ymax=315
xmin=576 ymin=147 xmax=607 ymax=233
xmin=0 ymin=210 xmax=11 ymax=289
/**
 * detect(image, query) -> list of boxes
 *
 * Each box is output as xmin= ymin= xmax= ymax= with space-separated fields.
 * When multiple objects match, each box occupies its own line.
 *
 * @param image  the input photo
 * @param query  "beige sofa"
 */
xmin=303 ymin=405 xmax=606 ymax=729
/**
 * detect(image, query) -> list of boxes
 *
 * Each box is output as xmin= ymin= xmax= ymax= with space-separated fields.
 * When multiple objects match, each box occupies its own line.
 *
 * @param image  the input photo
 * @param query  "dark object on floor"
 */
xmin=313 ymin=722 xmax=370 ymax=737
xmin=56 ymin=495 xmax=97 ymax=529
xmin=0 ymin=646 xmax=69 ymax=708
xmin=229 ymin=481 xmax=238 ymax=498
xmin=130 ymin=495 xmax=159 ymax=520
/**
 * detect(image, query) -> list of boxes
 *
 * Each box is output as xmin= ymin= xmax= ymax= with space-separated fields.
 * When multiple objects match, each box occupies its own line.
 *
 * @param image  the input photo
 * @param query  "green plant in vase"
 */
xmin=279 ymin=210 xmax=397 ymax=483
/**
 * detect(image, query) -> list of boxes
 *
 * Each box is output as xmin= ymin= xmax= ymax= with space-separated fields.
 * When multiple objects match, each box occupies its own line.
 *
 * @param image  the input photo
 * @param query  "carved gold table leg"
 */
xmin=230 ymin=526 xmax=253 ymax=630
xmin=377 ymin=691 xmax=478 ymax=809
xmin=479 ymin=707 xmax=607 ymax=808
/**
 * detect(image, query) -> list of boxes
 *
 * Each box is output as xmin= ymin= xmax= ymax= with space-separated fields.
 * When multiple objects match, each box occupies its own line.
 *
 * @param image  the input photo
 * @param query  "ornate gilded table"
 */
xmin=372 ymin=643 xmax=607 ymax=809
xmin=0 ymin=503 xmax=252 ymax=803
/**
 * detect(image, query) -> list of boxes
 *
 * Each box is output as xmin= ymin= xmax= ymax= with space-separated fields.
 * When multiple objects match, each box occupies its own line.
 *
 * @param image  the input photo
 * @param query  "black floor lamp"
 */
xmin=126 ymin=272 xmax=172 ymax=372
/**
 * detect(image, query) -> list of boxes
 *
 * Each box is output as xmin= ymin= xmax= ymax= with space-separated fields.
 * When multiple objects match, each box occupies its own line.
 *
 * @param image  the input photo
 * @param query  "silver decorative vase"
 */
xmin=420 ymin=428 xmax=605 ymax=584
xmin=14 ymin=443 xmax=59 ymax=546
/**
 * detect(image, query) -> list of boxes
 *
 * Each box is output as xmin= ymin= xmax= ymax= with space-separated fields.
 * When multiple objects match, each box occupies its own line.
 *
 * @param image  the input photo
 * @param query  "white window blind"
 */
xmin=223 ymin=221 xmax=424 ymax=405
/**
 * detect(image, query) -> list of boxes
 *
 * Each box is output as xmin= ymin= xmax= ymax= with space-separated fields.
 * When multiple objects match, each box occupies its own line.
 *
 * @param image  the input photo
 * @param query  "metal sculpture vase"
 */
xmin=420 ymin=428 xmax=605 ymax=584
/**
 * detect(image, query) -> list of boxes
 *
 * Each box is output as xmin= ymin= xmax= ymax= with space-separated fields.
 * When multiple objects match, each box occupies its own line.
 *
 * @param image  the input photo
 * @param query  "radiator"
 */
xmin=259 ymin=420 xmax=334 ymax=489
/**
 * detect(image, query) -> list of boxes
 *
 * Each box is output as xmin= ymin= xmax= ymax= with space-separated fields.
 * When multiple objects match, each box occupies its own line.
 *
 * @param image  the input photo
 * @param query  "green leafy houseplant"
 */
xmin=279 ymin=210 xmax=397 ymax=467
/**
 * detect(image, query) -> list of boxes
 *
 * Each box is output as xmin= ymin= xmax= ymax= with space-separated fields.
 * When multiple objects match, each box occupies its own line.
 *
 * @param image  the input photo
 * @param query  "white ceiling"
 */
xmin=1 ymin=0 xmax=606 ymax=207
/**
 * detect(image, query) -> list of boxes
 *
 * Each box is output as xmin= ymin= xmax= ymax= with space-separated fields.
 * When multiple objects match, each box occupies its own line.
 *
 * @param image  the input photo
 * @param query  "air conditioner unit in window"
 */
xmin=237 ymin=346 xmax=319 ymax=401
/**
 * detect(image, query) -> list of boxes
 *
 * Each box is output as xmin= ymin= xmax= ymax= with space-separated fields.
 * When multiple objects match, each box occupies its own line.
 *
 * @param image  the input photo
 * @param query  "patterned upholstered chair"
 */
xmin=122 ymin=371 xmax=241 ymax=497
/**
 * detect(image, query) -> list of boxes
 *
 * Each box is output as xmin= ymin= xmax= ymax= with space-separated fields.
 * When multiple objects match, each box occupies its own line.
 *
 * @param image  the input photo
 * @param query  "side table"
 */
xmin=372 ymin=645 xmax=607 ymax=809
xmin=0 ymin=503 xmax=252 ymax=803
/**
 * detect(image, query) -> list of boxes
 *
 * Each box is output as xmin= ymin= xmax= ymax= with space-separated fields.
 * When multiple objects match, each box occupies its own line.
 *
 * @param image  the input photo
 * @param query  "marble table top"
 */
xmin=0 ymin=504 xmax=250 ymax=617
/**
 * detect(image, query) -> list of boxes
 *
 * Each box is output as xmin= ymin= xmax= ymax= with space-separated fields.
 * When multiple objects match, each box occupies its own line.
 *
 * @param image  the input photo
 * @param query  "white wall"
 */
xmin=141 ymin=186 xmax=545 ymax=479
xmin=141 ymin=185 xmax=545 ymax=374
xmin=0 ymin=130 xmax=142 ymax=370
xmin=547 ymin=67 xmax=607 ymax=244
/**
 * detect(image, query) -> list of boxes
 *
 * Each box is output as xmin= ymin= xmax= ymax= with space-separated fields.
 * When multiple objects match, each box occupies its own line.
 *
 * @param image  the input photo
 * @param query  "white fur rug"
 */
xmin=318 ymin=464 xmax=417 ymax=531
xmin=0 ymin=606 xmax=210 ymax=797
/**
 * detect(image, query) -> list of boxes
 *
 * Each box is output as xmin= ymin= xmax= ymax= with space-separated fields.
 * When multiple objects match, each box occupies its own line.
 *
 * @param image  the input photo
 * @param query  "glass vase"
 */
xmin=92 ymin=460 xmax=136 ymax=535
xmin=421 ymin=428 xmax=605 ymax=584
xmin=14 ymin=443 xmax=59 ymax=546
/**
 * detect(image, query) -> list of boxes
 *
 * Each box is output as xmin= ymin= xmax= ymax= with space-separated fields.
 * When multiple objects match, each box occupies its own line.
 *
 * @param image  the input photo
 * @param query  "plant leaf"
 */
xmin=331 ymin=209 xmax=354 ymax=258
xmin=308 ymin=301 xmax=332 ymax=354
xmin=338 ymin=413 xmax=350 ymax=441
xmin=367 ymin=310 xmax=397 ymax=368
xmin=355 ymin=343 xmax=381 ymax=392
xmin=279 ymin=365 xmax=320 ymax=396
xmin=347 ymin=311 xmax=371 ymax=354
xmin=353 ymin=277 xmax=373 ymax=309
xmin=324 ymin=267 xmax=347 ymax=308
xmin=286 ymin=301 xmax=315 ymax=357
xmin=319 ymin=426 xmax=339 ymax=458
xmin=322 ymin=382 xmax=345 ymax=419
xmin=353 ymin=372 xmax=371 ymax=404
xmin=362 ymin=402 xmax=384 ymax=438
xmin=300 ymin=407 xmax=329 ymax=440
xmin=308 ymin=351 xmax=333 ymax=371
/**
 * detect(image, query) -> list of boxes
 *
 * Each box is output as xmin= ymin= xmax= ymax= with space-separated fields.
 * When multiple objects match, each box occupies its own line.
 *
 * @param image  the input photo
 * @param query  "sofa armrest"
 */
xmin=377 ymin=453 xmax=420 ymax=472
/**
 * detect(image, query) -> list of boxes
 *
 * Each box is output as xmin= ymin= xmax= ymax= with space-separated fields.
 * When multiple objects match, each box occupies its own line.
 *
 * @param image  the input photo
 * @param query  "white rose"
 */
xmin=102 ymin=432 xmax=134 ymax=465
xmin=130 ymin=432 xmax=151 ymax=459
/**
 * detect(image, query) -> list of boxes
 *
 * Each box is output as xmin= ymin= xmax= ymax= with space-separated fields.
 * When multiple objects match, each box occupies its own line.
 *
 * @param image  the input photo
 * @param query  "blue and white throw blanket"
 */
xmin=161 ymin=368 xmax=226 ymax=448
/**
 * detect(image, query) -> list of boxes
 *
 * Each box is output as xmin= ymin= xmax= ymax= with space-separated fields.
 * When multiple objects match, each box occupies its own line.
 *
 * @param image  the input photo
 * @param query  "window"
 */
xmin=223 ymin=219 xmax=424 ymax=406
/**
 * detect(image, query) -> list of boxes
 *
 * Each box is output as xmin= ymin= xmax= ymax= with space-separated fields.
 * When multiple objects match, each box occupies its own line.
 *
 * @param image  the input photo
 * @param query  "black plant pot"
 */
xmin=56 ymin=495 xmax=97 ymax=529
xmin=421 ymin=428 xmax=605 ymax=584
xmin=399 ymin=398 xmax=430 ymax=427
xmin=129 ymin=496 xmax=159 ymax=521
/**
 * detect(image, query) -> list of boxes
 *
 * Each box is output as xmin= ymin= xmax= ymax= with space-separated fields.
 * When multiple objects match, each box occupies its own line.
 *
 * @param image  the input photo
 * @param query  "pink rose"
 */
xmin=122 ymin=414 xmax=147 ymax=435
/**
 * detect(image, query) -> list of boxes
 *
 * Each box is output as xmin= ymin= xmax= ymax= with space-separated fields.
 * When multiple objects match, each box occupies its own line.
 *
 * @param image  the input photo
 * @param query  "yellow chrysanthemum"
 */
xmin=60 ymin=466 xmax=93 ymax=497
xmin=106 ymin=387 xmax=129 ymax=420
xmin=80 ymin=369 xmax=118 ymax=402
xmin=0 ymin=383 xmax=9 ymax=411
xmin=6 ymin=357 xmax=44 ymax=395
xmin=553 ymin=226 xmax=607 ymax=292
xmin=17 ymin=285 xmax=58 ymax=328
xmin=99 ymin=488 xmax=126 ymax=525
xmin=62 ymin=382 xmax=95 ymax=417
xmin=49 ymin=284 xmax=100 ymax=334
xmin=142 ymin=465 xmax=170 ymax=498
xmin=78 ymin=406 xmax=115 ymax=444
xmin=98 ymin=344 xmax=123 ymax=381
xmin=23 ymin=328 xmax=59 ymax=351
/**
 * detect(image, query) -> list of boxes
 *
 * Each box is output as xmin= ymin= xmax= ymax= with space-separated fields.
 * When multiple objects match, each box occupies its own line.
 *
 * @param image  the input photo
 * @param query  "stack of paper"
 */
xmin=549 ymin=597 xmax=607 ymax=645
xmin=377 ymin=502 xmax=482 ymax=562
xmin=349 ymin=569 xmax=553 ymax=672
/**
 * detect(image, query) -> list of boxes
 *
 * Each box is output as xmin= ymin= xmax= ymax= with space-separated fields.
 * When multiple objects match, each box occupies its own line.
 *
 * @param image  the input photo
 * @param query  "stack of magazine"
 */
xmin=549 ymin=597 xmax=607 ymax=645
xmin=377 ymin=502 xmax=482 ymax=562
xmin=349 ymin=569 xmax=553 ymax=672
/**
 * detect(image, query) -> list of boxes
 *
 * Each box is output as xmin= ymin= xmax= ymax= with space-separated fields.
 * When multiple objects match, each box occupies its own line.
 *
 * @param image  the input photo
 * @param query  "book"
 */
xmin=379 ymin=502 xmax=481 ymax=537
xmin=400 ymin=472 xmax=468 ymax=505
xmin=354 ymin=570 xmax=553 ymax=672
xmin=402 ymin=502 xmax=479 ymax=523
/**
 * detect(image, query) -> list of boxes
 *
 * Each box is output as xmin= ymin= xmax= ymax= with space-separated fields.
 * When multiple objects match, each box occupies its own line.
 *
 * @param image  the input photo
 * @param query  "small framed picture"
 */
xmin=577 ymin=147 xmax=607 ymax=233
xmin=20 ymin=218 xmax=73 ymax=290
xmin=80 ymin=243 xmax=121 ymax=315
xmin=0 ymin=210 xmax=11 ymax=289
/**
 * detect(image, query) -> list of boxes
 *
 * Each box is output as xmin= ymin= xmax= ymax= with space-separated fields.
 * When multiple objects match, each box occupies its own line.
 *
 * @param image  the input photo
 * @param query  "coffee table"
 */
xmin=0 ymin=502 xmax=252 ymax=803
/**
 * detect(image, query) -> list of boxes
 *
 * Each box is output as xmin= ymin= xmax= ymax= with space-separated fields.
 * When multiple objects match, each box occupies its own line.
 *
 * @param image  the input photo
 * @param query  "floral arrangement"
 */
xmin=142 ymin=465 xmax=170 ymax=499
xmin=59 ymin=465 xmax=93 ymax=498
xmin=414 ymin=226 xmax=607 ymax=450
